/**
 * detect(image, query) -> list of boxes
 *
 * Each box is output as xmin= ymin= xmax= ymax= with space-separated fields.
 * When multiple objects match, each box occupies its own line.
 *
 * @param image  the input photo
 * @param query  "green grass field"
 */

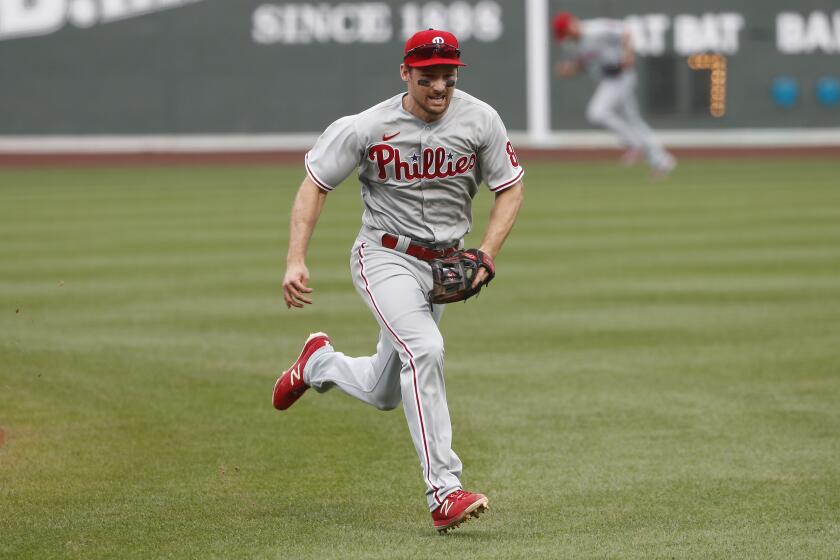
xmin=2 ymin=159 xmax=839 ymax=559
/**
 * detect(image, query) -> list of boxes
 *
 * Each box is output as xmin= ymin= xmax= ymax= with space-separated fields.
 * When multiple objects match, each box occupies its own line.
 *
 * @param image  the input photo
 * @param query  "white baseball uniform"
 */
xmin=300 ymin=89 xmax=523 ymax=510
xmin=567 ymin=18 xmax=673 ymax=170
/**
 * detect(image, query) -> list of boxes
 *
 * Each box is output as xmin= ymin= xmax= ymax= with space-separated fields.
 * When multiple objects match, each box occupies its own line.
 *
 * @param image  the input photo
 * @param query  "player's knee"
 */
xmin=375 ymin=397 xmax=400 ymax=411
xmin=586 ymin=105 xmax=607 ymax=125
xmin=413 ymin=334 xmax=445 ymax=364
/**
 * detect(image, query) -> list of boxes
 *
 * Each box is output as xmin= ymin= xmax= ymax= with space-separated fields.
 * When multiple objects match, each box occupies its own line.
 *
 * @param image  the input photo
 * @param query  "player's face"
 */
xmin=568 ymin=19 xmax=582 ymax=39
xmin=401 ymin=65 xmax=458 ymax=122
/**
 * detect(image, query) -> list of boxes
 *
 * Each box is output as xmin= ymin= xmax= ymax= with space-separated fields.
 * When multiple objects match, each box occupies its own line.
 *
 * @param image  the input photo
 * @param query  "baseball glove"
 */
xmin=428 ymin=249 xmax=495 ymax=304
xmin=601 ymin=63 xmax=623 ymax=77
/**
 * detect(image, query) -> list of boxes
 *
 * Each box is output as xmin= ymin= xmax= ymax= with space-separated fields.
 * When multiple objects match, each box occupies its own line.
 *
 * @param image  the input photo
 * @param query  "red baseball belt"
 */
xmin=381 ymin=234 xmax=458 ymax=262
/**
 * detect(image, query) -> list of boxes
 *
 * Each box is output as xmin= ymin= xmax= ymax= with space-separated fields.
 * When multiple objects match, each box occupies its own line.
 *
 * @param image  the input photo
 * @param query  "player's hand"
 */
xmin=471 ymin=267 xmax=490 ymax=289
xmin=555 ymin=61 xmax=578 ymax=77
xmin=283 ymin=262 xmax=313 ymax=309
xmin=470 ymin=248 xmax=496 ymax=289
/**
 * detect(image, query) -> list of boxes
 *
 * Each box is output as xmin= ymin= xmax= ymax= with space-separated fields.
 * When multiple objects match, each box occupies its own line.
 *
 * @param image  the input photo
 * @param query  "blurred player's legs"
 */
xmin=305 ymin=239 xmax=463 ymax=510
xmin=586 ymin=72 xmax=676 ymax=176
xmin=617 ymin=74 xmax=675 ymax=173
xmin=586 ymin=76 xmax=642 ymax=151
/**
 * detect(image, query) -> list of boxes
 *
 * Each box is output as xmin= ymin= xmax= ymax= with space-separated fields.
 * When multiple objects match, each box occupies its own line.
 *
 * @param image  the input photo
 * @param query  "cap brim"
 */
xmin=406 ymin=58 xmax=467 ymax=68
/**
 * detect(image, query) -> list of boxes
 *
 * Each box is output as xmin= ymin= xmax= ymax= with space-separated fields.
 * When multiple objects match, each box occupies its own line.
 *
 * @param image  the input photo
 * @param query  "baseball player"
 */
xmin=273 ymin=29 xmax=525 ymax=533
xmin=552 ymin=11 xmax=676 ymax=176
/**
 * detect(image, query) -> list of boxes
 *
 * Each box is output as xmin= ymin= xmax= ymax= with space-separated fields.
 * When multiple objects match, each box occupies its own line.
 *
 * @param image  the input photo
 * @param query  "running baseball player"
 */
xmin=553 ymin=11 xmax=676 ymax=176
xmin=273 ymin=29 xmax=525 ymax=533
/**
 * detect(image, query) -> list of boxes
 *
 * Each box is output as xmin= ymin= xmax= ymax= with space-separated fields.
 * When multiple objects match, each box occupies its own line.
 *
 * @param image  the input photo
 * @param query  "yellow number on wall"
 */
xmin=688 ymin=54 xmax=727 ymax=118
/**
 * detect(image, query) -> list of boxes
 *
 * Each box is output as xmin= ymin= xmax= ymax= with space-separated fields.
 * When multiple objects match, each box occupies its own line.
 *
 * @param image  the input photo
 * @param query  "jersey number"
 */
xmin=506 ymin=141 xmax=520 ymax=168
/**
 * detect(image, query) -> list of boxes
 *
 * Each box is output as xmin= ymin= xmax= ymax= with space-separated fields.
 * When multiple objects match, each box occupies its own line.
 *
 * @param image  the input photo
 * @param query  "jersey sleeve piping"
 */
xmin=304 ymin=151 xmax=335 ymax=192
xmin=489 ymin=167 xmax=525 ymax=193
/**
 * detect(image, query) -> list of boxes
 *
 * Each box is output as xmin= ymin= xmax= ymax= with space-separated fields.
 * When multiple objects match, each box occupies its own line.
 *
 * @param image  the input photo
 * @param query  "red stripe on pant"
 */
xmin=357 ymin=242 xmax=442 ymax=505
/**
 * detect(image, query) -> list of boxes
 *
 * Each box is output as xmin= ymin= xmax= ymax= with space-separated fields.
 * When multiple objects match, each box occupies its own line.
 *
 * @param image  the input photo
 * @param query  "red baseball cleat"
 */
xmin=620 ymin=147 xmax=642 ymax=167
xmin=431 ymin=490 xmax=489 ymax=533
xmin=272 ymin=332 xmax=330 ymax=410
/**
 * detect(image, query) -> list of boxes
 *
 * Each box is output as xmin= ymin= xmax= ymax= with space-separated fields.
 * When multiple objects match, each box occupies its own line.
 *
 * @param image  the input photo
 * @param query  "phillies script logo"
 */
xmin=368 ymin=145 xmax=476 ymax=182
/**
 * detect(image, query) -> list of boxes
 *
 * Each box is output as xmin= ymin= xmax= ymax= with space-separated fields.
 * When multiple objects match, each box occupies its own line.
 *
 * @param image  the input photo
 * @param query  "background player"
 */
xmin=273 ymin=29 xmax=525 ymax=533
xmin=553 ymin=11 xmax=676 ymax=177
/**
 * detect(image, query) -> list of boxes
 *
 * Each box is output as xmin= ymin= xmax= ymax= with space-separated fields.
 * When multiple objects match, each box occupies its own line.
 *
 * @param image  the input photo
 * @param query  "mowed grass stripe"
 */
xmin=2 ymin=159 xmax=839 ymax=559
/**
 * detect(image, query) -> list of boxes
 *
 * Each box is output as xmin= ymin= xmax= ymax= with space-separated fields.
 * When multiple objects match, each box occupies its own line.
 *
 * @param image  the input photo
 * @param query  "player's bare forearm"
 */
xmin=283 ymin=176 xmax=328 ymax=308
xmin=287 ymin=176 xmax=327 ymax=264
xmin=555 ymin=60 xmax=581 ymax=77
xmin=479 ymin=181 xmax=524 ymax=260
xmin=622 ymin=33 xmax=636 ymax=68
xmin=470 ymin=181 xmax=523 ymax=288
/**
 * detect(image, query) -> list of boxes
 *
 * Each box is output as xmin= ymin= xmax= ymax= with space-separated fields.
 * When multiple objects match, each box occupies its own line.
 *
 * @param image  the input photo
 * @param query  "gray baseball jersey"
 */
xmin=568 ymin=18 xmax=626 ymax=80
xmin=305 ymin=89 xmax=525 ymax=245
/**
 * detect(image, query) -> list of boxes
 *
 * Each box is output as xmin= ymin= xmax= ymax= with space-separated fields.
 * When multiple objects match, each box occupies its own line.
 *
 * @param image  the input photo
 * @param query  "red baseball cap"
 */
xmin=403 ymin=29 xmax=466 ymax=67
xmin=553 ymin=12 xmax=575 ymax=40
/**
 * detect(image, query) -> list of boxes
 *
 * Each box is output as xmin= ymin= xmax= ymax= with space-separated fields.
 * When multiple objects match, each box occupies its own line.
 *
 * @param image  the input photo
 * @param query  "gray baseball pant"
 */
xmin=304 ymin=227 xmax=463 ymax=511
xmin=586 ymin=70 xmax=670 ymax=168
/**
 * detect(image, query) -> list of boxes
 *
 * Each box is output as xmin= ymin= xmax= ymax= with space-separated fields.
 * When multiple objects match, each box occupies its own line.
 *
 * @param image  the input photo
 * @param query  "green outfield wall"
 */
xmin=1 ymin=0 xmax=838 ymax=135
